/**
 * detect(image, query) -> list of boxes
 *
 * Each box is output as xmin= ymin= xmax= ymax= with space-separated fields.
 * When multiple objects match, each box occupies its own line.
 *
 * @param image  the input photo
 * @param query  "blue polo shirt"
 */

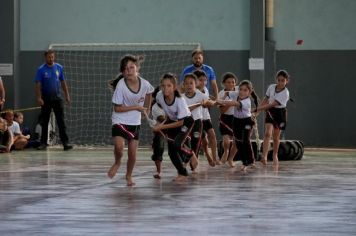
xmin=34 ymin=63 xmax=65 ymax=100
xmin=179 ymin=64 xmax=216 ymax=91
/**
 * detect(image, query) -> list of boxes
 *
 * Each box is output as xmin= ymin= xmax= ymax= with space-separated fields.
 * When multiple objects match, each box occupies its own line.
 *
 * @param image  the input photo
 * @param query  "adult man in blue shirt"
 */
xmin=35 ymin=50 xmax=72 ymax=151
xmin=179 ymin=49 xmax=219 ymax=99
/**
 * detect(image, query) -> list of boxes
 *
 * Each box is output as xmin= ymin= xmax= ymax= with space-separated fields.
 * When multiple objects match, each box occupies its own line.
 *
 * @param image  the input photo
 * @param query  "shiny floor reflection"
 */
xmin=0 ymin=149 xmax=356 ymax=235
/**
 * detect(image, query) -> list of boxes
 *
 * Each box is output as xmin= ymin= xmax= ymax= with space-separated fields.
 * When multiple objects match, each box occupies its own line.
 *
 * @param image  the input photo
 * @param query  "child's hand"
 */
xmin=153 ymin=124 xmax=162 ymax=133
xmin=25 ymin=135 xmax=30 ymax=140
xmin=137 ymin=106 xmax=147 ymax=112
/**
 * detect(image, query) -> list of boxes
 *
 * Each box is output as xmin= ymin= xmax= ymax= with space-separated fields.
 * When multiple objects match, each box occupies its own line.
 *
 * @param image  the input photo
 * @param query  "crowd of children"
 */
xmin=108 ymin=51 xmax=290 ymax=186
xmin=0 ymin=50 xmax=290 ymax=186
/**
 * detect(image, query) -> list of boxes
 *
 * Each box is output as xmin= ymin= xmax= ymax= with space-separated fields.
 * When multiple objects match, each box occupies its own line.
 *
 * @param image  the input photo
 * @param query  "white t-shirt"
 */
xmin=219 ymin=87 xmax=239 ymax=115
xmin=151 ymin=103 xmax=165 ymax=121
xmin=265 ymin=84 xmax=289 ymax=108
xmin=8 ymin=121 xmax=21 ymax=135
xmin=155 ymin=91 xmax=191 ymax=121
xmin=200 ymin=87 xmax=211 ymax=120
xmin=112 ymin=77 xmax=154 ymax=125
xmin=183 ymin=90 xmax=208 ymax=120
xmin=233 ymin=97 xmax=252 ymax=119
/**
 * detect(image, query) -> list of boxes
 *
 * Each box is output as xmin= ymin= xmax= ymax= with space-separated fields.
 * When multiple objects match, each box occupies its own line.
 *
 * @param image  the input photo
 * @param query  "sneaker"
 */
xmin=63 ymin=145 xmax=73 ymax=151
xmin=37 ymin=144 xmax=48 ymax=150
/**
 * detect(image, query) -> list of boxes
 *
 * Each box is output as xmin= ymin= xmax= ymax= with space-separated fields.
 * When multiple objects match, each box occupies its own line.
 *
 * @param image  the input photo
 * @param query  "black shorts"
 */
xmin=112 ymin=124 xmax=140 ymax=140
xmin=265 ymin=108 xmax=287 ymax=130
xmin=202 ymin=119 xmax=213 ymax=132
xmin=233 ymin=117 xmax=255 ymax=141
xmin=219 ymin=114 xmax=234 ymax=136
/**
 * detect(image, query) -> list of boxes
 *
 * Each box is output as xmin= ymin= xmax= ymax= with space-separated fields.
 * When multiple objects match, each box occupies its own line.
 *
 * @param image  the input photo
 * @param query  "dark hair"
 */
xmin=14 ymin=112 xmax=23 ymax=119
xmin=44 ymin=49 xmax=55 ymax=56
xmin=160 ymin=73 xmax=181 ymax=97
xmin=108 ymin=73 xmax=124 ymax=91
xmin=152 ymin=86 xmax=160 ymax=100
xmin=191 ymin=48 xmax=203 ymax=57
xmin=192 ymin=70 xmax=207 ymax=78
xmin=183 ymin=73 xmax=198 ymax=83
xmin=222 ymin=72 xmax=238 ymax=83
xmin=239 ymin=80 xmax=259 ymax=111
xmin=119 ymin=54 xmax=144 ymax=73
xmin=276 ymin=70 xmax=289 ymax=79
xmin=150 ymin=86 xmax=161 ymax=107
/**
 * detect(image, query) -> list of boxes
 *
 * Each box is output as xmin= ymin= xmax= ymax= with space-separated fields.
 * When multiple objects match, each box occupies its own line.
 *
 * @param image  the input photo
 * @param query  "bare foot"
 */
xmin=126 ymin=175 xmax=136 ymax=186
xmin=240 ymin=165 xmax=247 ymax=172
xmin=214 ymin=159 xmax=222 ymax=165
xmin=260 ymin=159 xmax=267 ymax=166
xmin=207 ymin=156 xmax=216 ymax=167
xmin=173 ymin=175 xmax=187 ymax=182
xmin=190 ymin=153 xmax=199 ymax=171
xmin=153 ymin=173 xmax=161 ymax=179
xmin=221 ymin=154 xmax=228 ymax=164
xmin=272 ymin=158 xmax=279 ymax=166
xmin=227 ymin=159 xmax=236 ymax=167
xmin=107 ymin=164 xmax=120 ymax=179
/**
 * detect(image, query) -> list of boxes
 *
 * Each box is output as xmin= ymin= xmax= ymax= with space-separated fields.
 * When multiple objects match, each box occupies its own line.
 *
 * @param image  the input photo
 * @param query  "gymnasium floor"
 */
xmin=0 ymin=148 xmax=355 ymax=235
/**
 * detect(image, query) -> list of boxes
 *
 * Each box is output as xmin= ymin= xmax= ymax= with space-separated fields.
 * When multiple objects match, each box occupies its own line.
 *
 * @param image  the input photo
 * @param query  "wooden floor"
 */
xmin=0 ymin=148 xmax=355 ymax=235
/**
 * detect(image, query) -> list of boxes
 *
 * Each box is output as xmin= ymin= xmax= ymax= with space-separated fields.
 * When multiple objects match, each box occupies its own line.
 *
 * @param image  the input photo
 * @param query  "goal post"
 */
xmin=48 ymin=42 xmax=201 ymax=146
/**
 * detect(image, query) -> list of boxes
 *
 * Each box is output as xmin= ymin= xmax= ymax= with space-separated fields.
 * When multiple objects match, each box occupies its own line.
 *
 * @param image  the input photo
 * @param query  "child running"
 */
xmin=224 ymin=80 xmax=259 ymax=170
xmin=153 ymin=73 xmax=198 ymax=182
xmin=107 ymin=54 xmax=154 ymax=186
xmin=182 ymin=73 xmax=216 ymax=167
xmin=193 ymin=70 xmax=221 ymax=165
xmin=257 ymin=70 xmax=290 ymax=166
xmin=218 ymin=72 xmax=239 ymax=164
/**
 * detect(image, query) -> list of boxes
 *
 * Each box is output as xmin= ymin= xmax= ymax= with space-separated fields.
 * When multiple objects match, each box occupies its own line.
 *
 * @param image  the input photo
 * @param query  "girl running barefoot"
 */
xmin=153 ymin=73 xmax=198 ymax=182
xmin=257 ymin=70 xmax=290 ymax=166
xmin=107 ymin=54 xmax=154 ymax=186
xmin=182 ymin=73 xmax=216 ymax=167
xmin=218 ymin=72 xmax=239 ymax=164
xmin=223 ymin=80 xmax=259 ymax=170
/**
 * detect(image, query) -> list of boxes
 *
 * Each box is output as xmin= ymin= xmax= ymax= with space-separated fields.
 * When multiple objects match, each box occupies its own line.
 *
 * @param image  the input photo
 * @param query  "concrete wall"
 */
xmin=20 ymin=0 xmax=250 ymax=51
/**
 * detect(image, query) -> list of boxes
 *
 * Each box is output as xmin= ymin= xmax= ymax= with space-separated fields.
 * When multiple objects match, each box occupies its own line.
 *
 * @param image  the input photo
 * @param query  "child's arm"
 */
xmin=202 ymin=99 xmax=216 ymax=108
xmin=153 ymin=120 xmax=184 ymax=132
xmin=256 ymin=97 xmax=279 ymax=112
xmin=6 ymin=131 xmax=14 ymax=153
xmin=220 ymin=100 xmax=242 ymax=109
xmin=113 ymin=104 xmax=147 ymax=113
xmin=143 ymin=93 xmax=153 ymax=116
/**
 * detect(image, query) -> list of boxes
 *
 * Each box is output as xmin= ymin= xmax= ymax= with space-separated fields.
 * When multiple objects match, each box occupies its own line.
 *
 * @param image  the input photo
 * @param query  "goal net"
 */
xmin=48 ymin=43 xmax=201 ymax=146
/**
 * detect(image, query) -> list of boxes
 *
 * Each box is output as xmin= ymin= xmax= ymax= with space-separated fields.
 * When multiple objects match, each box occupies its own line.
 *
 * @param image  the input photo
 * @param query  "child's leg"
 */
xmin=167 ymin=141 xmax=188 ymax=180
xmin=201 ymin=135 xmax=214 ymax=165
xmin=241 ymin=127 xmax=255 ymax=170
xmin=13 ymin=138 xmax=28 ymax=150
xmin=207 ymin=128 xmax=219 ymax=164
xmin=272 ymin=128 xmax=282 ymax=166
xmin=151 ymin=133 xmax=164 ymax=178
xmin=126 ymin=139 xmax=138 ymax=186
xmin=174 ymin=117 xmax=198 ymax=170
xmin=153 ymin=160 xmax=162 ymax=179
xmin=227 ymin=140 xmax=238 ymax=167
xmin=221 ymin=135 xmax=231 ymax=163
xmin=190 ymin=120 xmax=202 ymax=157
xmin=107 ymin=136 xmax=125 ymax=179
xmin=261 ymin=124 xmax=273 ymax=165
